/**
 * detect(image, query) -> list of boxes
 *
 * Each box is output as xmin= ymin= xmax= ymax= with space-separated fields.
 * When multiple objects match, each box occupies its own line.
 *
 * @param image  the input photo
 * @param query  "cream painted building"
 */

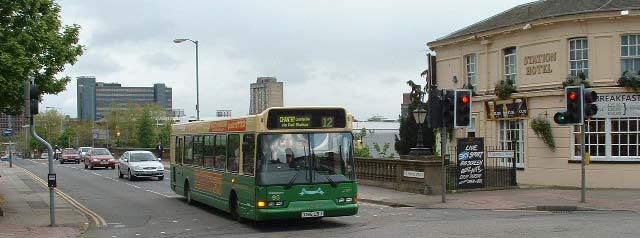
xmin=427 ymin=0 xmax=640 ymax=188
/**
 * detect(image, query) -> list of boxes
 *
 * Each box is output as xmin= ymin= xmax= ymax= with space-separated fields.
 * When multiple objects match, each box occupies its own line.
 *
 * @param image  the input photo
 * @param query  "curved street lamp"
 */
xmin=173 ymin=38 xmax=200 ymax=121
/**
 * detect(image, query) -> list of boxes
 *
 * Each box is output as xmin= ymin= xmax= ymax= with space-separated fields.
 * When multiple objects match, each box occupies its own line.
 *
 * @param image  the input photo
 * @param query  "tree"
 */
xmin=136 ymin=107 xmax=156 ymax=148
xmin=0 ymin=0 xmax=84 ymax=115
xmin=394 ymin=80 xmax=435 ymax=155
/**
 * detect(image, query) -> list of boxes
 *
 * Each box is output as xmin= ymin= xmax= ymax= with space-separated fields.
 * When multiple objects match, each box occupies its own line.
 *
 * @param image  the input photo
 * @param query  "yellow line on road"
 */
xmin=18 ymin=166 xmax=107 ymax=227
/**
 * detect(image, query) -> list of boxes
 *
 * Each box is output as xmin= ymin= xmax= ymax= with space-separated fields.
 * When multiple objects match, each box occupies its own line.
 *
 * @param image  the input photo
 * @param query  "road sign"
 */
xmin=3 ymin=129 xmax=12 ymax=137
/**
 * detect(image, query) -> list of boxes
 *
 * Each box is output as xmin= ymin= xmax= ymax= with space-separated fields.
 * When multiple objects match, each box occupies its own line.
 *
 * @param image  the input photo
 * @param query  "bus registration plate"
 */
xmin=301 ymin=211 xmax=324 ymax=218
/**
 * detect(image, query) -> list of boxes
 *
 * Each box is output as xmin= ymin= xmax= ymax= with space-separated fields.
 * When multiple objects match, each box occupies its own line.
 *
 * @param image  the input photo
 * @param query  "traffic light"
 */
xmin=454 ymin=89 xmax=472 ymax=128
xmin=583 ymin=89 xmax=598 ymax=118
xmin=553 ymin=111 xmax=568 ymax=124
xmin=564 ymin=86 xmax=583 ymax=124
xmin=442 ymin=90 xmax=455 ymax=128
xmin=426 ymin=91 xmax=442 ymax=128
xmin=29 ymin=84 xmax=40 ymax=115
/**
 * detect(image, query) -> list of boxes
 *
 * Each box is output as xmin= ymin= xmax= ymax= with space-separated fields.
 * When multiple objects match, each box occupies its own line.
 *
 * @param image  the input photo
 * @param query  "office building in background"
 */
xmin=76 ymin=76 xmax=173 ymax=121
xmin=249 ymin=77 xmax=283 ymax=115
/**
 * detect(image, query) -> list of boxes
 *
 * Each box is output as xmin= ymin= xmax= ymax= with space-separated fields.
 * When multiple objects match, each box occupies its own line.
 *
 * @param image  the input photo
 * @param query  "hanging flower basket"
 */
xmin=494 ymin=79 xmax=517 ymax=100
xmin=618 ymin=70 xmax=640 ymax=92
xmin=531 ymin=117 xmax=555 ymax=151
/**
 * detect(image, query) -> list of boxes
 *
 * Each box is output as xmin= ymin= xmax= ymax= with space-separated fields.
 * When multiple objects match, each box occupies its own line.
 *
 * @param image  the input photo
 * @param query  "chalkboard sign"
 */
xmin=456 ymin=137 xmax=485 ymax=189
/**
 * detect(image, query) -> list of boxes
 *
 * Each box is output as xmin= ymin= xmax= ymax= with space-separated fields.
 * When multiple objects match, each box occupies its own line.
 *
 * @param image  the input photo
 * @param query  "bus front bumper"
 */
xmin=254 ymin=200 xmax=358 ymax=221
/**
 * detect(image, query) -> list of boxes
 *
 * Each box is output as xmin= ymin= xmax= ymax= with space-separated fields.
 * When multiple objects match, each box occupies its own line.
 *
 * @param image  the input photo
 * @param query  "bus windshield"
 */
xmin=257 ymin=132 xmax=355 ymax=186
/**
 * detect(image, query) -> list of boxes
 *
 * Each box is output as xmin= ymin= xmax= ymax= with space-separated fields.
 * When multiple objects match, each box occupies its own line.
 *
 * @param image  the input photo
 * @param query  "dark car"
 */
xmin=83 ymin=148 xmax=116 ymax=169
xmin=60 ymin=148 xmax=80 ymax=164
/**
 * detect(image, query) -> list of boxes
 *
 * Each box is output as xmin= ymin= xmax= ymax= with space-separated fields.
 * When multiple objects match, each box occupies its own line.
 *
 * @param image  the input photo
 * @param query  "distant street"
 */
xmin=13 ymin=158 xmax=640 ymax=238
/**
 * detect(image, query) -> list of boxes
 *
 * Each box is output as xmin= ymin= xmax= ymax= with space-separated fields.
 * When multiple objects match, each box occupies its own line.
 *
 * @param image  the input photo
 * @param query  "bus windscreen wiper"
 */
xmin=324 ymin=174 xmax=337 ymax=188
xmin=285 ymin=170 xmax=301 ymax=190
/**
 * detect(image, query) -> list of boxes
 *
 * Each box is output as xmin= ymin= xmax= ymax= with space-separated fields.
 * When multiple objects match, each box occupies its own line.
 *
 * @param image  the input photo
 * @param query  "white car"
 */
xmin=117 ymin=151 xmax=164 ymax=181
xmin=78 ymin=147 xmax=92 ymax=159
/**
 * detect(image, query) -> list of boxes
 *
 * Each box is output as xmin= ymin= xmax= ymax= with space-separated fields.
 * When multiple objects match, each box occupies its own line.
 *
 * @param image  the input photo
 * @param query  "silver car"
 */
xmin=117 ymin=151 xmax=164 ymax=181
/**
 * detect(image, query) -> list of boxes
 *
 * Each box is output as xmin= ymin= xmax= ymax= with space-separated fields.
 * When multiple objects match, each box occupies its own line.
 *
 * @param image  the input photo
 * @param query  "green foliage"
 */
xmin=395 ymin=81 xmax=435 ymax=155
xmin=563 ymin=72 xmax=591 ymax=88
xmin=373 ymin=142 xmax=394 ymax=159
xmin=618 ymin=70 xmax=640 ymax=92
xmin=531 ymin=117 xmax=555 ymax=151
xmin=0 ymin=0 xmax=84 ymax=115
xmin=354 ymin=128 xmax=371 ymax=157
xmin=136 ymin=108 xmax=156 ymax=148
xmin=494 ymin=79 xmax=517 ymax=100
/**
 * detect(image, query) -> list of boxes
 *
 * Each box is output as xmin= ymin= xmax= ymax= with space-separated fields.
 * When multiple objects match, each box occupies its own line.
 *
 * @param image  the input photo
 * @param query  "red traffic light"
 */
xmin=461 ymin=95 xmax=470 ymax=104
xmin=568 ymin=92 xmax=577 ymax=101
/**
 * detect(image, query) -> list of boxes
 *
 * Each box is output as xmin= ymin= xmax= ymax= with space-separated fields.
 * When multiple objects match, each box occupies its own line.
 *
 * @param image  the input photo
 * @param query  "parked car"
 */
xmin=0 ymin=154 xmax=8 ymax=161
xmin=40 ymin=153 xmax=49 ymax=160
xmin=60 ymin=148 xmax=80 ymax=164
xmin=78 ymin=147 xmax=92 ymax=159
xmin=83 ymin=148 xmax=116 ymax=170
xmin=118 ymin=151 xmax=164 ymax=181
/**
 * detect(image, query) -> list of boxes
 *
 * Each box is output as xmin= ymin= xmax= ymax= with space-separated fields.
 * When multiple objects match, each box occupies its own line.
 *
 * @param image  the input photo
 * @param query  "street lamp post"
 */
xmin=409 ymin=103 xmax=433 ymax=156
xmin=173 ymin=38 xmax=200 ymax=121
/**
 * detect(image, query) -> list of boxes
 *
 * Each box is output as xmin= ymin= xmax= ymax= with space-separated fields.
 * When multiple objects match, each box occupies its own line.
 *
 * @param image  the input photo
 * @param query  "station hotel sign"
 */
xmin=524 ymin=52 xmax=557 ymax=75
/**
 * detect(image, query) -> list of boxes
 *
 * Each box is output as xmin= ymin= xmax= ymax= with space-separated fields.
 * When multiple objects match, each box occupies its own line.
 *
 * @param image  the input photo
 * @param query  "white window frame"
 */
xmin=498 ymin=120 xmax=524 ymax=168
xmin=569 ymin=38 xmax=589 ymax=78
xmin=572 ymin=117 xmax=640 ymax=161
xmin=504 ymin=47 xmax=517 ymax=85
xmin=465 ymin=54 xmax=477 ymax=90
xmin=621 ymin=35 xmax=640 ymax=73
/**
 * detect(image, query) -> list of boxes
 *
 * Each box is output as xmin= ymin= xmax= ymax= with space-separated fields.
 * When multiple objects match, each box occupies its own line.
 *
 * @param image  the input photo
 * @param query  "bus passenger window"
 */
xmin=184 ymin=136 xmax=193 ymax=165
xmin=227 ymin=134 xmax=240 ymax=173
xmin=214 ymin=135 xmax=227 ymax=170
xmin=203 ymin=135 xmax=215 ymax=169
xmin=175 ymin=136 xmax=183 ymax=164
xmin=242 ymin=134 xmax=255 ymax=175
xmin=193 ymin=135 xmax=204 ymax=167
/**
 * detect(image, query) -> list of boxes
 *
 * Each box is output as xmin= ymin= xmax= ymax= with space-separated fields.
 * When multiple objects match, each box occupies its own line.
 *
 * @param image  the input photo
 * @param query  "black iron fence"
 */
xmin=446 ymin=145 xmax=516 ymax=191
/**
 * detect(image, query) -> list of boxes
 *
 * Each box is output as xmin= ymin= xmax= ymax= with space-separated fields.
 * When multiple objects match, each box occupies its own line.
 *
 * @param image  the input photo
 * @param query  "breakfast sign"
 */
xmin=485 ymin=97 xmax=528 ymax=120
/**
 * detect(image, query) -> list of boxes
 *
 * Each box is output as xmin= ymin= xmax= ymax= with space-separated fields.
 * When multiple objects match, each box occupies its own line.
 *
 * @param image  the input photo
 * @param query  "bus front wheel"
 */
xmin=230 ymin=192 xmax=245 ymax=223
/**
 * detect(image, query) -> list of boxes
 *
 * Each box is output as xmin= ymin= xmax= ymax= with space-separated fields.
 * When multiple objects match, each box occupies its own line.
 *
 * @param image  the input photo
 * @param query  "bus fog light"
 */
xmin=345 ymin=197 xmax=353 ymax=203
xmin=275 ymin=201 xmax=284 ymax=206
xmin=268 ymin=202 xmax=275 ymax=207
xmin=337 ymin=198 xmax=345 ymax=203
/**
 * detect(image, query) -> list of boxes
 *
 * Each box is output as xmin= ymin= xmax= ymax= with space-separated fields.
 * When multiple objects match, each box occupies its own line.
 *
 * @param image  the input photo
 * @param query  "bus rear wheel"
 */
xmin=185 ymin=181 xmax=193 ymax=204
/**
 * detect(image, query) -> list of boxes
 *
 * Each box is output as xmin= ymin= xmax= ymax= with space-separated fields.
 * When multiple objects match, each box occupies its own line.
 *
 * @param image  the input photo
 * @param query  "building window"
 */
xmin=504 ymin=47 xmax=517 ymax=85
xmin=499 ymin=120 xmax=524 ymax=168
xmin=621 ymin=35 xmax=640 ymax=73
xmin=465 ymin=54 xmax=477 ymax=90
xmin=573 ymin=118 xmax=640 ymax=161
xmin=569 ymin=38 xmax=589 ymax=78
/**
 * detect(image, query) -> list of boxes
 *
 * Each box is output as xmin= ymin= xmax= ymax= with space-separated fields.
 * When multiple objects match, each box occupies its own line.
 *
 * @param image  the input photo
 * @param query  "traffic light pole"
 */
xmin=441 ymin=89 xmax=447 ymax=203
xmin=581 ymin=122 xmax=586 ymax=203
xmin=25 ymin=80 xmax=56 ymax=226
xmin=441 ymin=126 xmax=447 ymax=203
xmin=580 ymin=85 xmax=587 ymax=203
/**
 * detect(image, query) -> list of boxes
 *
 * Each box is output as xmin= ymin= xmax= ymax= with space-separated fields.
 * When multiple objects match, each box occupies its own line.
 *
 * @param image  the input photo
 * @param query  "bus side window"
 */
xmin=185 ymin=135 xmax=193 ymax=165
xmin=214 ymin=134 xmax=227 ymax=171
xmin=175 ymin=136 xmax=183 ymax=164
xmin=203 ymin=135 xmax=215 ymax=169
xmin=242 ymin=134 xmax=255 ymax=176
xmin=193 ymin=135 xmax=204 ymax=167
xmin=227 ymin=134 xmax=240 ymax=173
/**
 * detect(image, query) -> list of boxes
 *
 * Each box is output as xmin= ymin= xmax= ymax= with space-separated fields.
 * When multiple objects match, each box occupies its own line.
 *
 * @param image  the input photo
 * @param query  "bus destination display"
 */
xmin=267 ymin=108 xmax=346 ymax=129
xmin=277 ymin=115 xmax=311 ymax=129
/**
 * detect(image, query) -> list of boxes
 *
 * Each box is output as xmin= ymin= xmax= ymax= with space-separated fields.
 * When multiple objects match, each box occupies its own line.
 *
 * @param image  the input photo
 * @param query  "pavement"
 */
xmin=358 ymin=184 xmax=640 ymax=212
xmin=0 ymin=160 xmax=87 ymax=238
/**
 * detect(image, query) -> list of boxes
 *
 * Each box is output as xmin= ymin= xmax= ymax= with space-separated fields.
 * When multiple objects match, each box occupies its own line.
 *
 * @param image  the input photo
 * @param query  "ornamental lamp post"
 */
xmin=409 ymin=103 xmax=433 ymax=156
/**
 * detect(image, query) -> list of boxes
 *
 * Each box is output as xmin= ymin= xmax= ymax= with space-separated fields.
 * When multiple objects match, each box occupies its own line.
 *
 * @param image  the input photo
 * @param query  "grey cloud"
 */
xmin=140 ymin=52 xmax=181 ymax=70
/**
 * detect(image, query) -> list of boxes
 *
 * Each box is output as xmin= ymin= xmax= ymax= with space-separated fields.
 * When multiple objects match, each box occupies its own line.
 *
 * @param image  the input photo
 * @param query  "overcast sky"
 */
xmin=44 ymin=0 xmax=531 ymax=120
